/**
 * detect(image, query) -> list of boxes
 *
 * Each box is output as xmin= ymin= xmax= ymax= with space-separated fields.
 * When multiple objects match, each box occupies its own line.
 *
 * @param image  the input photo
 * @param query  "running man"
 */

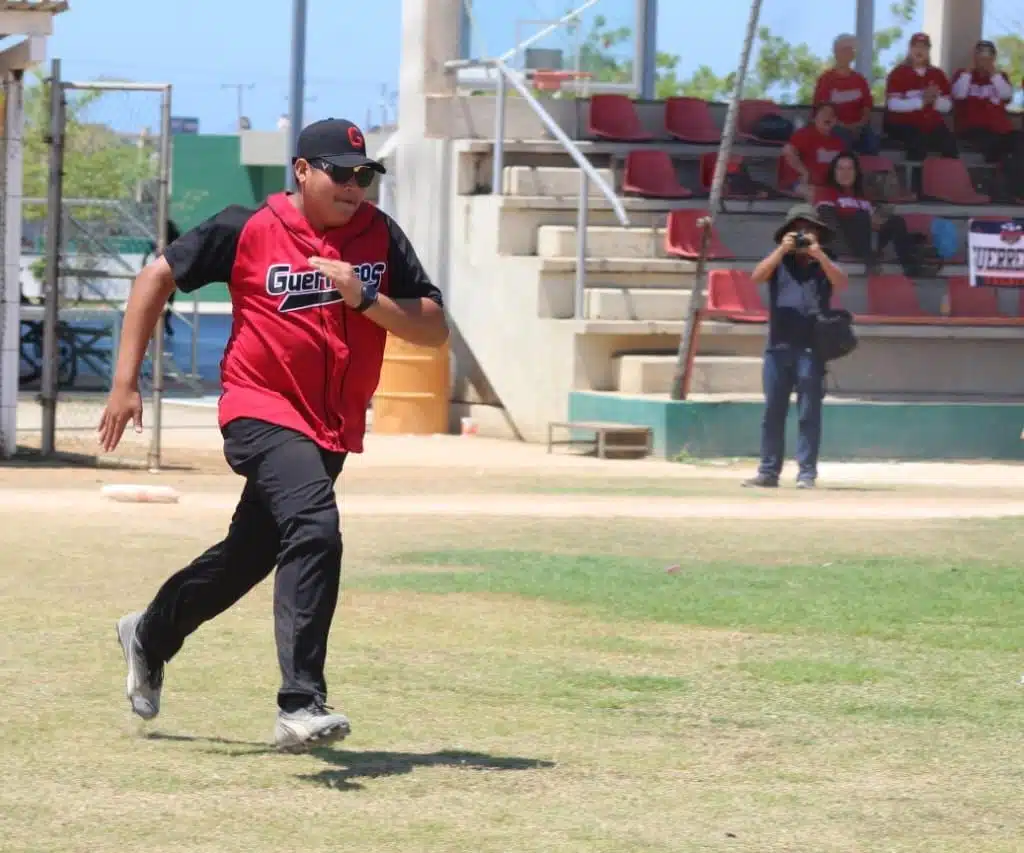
xmin=98 ymin=118 xmax=449 ymax=751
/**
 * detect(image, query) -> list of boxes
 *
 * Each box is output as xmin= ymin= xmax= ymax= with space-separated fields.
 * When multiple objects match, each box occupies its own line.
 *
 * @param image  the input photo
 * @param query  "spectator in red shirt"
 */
xmin=813 ymin=33 xmax=880 ymax=156
xmin=782 ymin=102 xmax=846 ymax=200
xmin=952 ymin=40 xmax=1019 ymax=166
xmin=814 ymin=151 xmax=921 ymax=276
xmin=883 ymin=32 xmax=958 ymax=188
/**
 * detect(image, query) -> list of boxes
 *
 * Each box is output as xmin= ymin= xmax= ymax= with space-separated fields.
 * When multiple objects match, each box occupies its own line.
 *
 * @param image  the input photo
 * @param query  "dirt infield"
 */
xmin=8 ymin=398 xmax=1024 ymax=521
xmin=2 ymin=486 xmax=1023 ymax=522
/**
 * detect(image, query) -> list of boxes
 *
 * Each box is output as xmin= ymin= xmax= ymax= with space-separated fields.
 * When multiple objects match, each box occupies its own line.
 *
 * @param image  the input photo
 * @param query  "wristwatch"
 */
xmin=353 ymin=282 xmax=379 ymax=313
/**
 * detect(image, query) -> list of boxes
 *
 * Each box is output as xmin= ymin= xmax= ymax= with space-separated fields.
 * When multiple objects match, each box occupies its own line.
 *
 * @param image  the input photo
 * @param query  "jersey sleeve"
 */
xmin=162 ymin=205 xmax=255 ymax=294
xmin=384 ymin=214 xmax=444 ymax=306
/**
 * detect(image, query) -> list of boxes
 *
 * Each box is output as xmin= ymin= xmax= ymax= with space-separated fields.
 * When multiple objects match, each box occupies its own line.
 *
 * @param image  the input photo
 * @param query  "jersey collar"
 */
xmin=266 ymin=192 xmax=376 ymax=253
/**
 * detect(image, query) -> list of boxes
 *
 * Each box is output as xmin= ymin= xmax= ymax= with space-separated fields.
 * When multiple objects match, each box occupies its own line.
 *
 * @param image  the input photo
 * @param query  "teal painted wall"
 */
xmin=569 ymin=392 xmax=1024 ymax=462
xmin=170 ymin=135 xmax=286 ymax=303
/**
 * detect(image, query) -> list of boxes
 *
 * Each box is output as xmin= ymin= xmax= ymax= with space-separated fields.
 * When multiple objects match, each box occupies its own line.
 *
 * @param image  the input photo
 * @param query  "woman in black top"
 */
xmin=744 ymin=204 xmax=848 ymax=489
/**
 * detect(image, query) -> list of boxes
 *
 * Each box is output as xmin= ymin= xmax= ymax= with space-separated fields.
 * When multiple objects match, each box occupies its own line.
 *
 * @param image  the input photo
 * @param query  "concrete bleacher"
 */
xmin=443 ymin=94 xmax=1024 ymax=450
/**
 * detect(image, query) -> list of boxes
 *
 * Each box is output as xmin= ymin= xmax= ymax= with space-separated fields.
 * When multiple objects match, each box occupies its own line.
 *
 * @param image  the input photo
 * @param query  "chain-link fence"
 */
xmin=15 ymin=61 xmax=180 ymax=468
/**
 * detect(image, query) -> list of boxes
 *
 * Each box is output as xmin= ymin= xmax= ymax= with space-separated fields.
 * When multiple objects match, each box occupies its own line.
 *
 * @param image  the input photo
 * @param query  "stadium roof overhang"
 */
xmin=0 ymin=0 xmax=66 ymax=74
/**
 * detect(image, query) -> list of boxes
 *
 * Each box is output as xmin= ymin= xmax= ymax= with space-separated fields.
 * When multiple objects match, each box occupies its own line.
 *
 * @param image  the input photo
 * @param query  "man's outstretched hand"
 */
xmin=97 ymin=383 xmax=144 ymax=452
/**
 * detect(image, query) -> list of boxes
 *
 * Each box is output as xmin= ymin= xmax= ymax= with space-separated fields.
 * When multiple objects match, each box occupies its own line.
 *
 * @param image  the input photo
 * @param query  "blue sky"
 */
xmin=45 ymin=0 xmax=1020 ymax=136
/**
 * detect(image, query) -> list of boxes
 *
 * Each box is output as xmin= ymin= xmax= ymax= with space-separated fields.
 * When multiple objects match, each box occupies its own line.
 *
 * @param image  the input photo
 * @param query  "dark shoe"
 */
xmin=796 ymin=477 xmax=816 ymax=489
xmin=742 ymin=474 xmax=778 ymax=488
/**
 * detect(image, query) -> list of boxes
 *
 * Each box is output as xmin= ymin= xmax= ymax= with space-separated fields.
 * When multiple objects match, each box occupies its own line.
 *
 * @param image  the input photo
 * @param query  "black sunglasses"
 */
xmin=311 ymin=159 xmax=376 ymax=188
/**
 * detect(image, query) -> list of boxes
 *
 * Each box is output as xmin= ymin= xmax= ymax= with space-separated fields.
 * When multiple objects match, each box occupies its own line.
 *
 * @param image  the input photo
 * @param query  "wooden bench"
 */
xmin=546 ymin=420 xmax=653 ymax=459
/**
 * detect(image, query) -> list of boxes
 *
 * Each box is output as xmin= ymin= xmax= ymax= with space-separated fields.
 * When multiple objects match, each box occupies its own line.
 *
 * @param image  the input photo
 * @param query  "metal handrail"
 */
xmin=448 ymin=57 xmax=628 ymax=319
xmin=492 ymin=57 xmax=627 ymax=226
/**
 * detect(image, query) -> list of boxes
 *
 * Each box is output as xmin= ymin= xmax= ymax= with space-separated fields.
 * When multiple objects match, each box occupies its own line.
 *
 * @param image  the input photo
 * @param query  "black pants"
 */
xmin=884 ymin=120 xmax=959 ymax=161
xmin=959 ymin=128 xmax=1021 ymax=164
xmin=883 ymin=120 xmax=959 ymax=193
xmin=137 ymin=418 xmax=347 ymax=711
xmin=821 ymin=208 xmax=918 ymax=274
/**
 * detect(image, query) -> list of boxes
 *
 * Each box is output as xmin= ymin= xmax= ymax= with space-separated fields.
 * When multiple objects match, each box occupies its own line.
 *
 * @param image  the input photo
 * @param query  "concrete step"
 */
xmin=536 ymin=225 xmax=667 ymax=260
xmin=615 ymin=353 xmax=762 ymax=395
xmin=503 ymin=165 xmax=616 ymax=198
xmin=582 ymin=288 xmax=690 ymax=322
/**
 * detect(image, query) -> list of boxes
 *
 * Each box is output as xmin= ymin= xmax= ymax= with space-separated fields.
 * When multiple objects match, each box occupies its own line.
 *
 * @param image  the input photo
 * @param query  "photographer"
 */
xmin=743 ymin=204 xmax=848 ymax=490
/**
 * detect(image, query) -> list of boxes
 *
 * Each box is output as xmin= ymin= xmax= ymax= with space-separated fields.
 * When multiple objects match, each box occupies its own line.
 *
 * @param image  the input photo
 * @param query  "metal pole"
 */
xmin=492 ymin=70 xmax=507 ymax=194
xmin=636 ymin=0 xmax=658 ymax=99
xmin=854 ymin=0 xmax=875 ymax=79
xmin=148 ymin=85 xmax=172 ymax=472
xmin=190 ymin=299 xmax=200 ymax=378
xmin=40 ymin=59 xmax=64 ymax=456
xmin=286 ymin=0 xmax=308 ymax=192
xmin=459 ymin=0 xmax=472 ymax=59
xmin=670 ymin=0 xmax=763 ymax=401
xmin=574 ymin=168 xmax=589 ymax=320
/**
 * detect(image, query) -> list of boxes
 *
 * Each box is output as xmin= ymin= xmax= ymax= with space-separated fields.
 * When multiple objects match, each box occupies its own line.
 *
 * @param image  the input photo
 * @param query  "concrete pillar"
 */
xmin=396 ymin=0 xmax=462 ymax=427
xmin=854 ymin=0 xmax=874 ymax=79
xmin=395 ymin=0 xmax=461 ymax=288
xmin=923 ymin=0 xmax=984 ymax=74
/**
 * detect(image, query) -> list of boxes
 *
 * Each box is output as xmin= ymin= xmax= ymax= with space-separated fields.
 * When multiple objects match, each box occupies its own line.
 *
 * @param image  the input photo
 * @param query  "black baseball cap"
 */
xmin=294 ymin=118 xmax=386 ymax=174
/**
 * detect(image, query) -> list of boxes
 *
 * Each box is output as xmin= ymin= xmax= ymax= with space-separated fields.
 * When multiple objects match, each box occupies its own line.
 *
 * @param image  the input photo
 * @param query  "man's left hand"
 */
xmin=308 ymin=257 xmax=363 ymax=308
xmin=805 ymin=233 xmax=826 ymax=261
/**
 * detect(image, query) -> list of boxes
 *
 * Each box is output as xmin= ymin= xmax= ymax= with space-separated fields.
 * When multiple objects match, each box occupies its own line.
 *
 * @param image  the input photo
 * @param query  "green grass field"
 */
xmin=1 ymin=485 xmax=1023 ymax=852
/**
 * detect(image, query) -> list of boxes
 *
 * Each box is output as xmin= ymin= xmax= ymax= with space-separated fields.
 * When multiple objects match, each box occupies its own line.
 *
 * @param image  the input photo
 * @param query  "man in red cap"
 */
xmin=99 ymin=118 xmax=449 ymax=751
xmin=884 ymin=32 xmax=959 ymax=190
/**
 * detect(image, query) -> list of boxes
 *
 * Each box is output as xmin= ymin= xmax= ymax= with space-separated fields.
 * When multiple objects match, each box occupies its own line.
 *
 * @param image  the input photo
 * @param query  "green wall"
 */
xmin=569 ymin=391 xmax=1024 ymax=462
xmin=170 ymin=135 xmax=286 ymax=303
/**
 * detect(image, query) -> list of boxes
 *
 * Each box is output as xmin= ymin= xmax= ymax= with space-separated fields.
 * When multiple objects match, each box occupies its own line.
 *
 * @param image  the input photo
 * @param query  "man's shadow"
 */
xmin=144 ymin=732 xmax=554 ymax=791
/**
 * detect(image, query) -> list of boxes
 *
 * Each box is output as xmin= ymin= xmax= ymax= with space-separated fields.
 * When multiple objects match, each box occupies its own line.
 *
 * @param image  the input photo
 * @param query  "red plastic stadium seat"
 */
xmin=664 ymin=210 xmax=734 ymax=260
xmin=699 ymin=152 xmax=767 ymax=199
xmin=921 ymin=158 xmax=990 ymax=204
xmin=622 ymin=150 xmax=693 ymax=198
xmin=587 ymin=94 xmax=654 ymax=141
xmin=863 ymin=273 xmax=928 ymax=321
xmin=737 ymin=99 xmax=785 ymax=145
xmin=705 ymin=269 xmax=767 ymax=322
xmin=664 ymin=97 xmax=721 ymax=144
xmin=947 ymin=275 xmax=999 ymax=318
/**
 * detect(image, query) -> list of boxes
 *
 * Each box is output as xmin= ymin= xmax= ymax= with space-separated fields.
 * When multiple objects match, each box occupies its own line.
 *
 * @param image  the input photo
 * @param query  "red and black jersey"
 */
xmin=164 ymin=192 xmax=443 ymax=454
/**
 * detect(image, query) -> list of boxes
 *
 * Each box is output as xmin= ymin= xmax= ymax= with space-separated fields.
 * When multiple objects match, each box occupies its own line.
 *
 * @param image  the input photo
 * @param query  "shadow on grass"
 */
xmin=144 ymin=732 xmax=554 ymax=791
xmin=299 ymin=749 xmax=556 ymax=791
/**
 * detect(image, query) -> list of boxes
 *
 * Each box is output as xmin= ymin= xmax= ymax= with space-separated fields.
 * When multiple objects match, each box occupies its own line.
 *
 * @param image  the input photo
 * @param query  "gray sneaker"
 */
xmin=274 ymin=700 xmax=351 ymax=753
xmin=116 ymin=611 xmax=164 ymax=720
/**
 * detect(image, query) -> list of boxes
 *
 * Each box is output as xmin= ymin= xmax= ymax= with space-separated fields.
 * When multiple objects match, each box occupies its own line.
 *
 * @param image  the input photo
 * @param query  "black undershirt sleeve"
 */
xmin=383 ymin=214 xmax=444 ymax=306
xmin=163 ymin=205 xmax=255 ymax=294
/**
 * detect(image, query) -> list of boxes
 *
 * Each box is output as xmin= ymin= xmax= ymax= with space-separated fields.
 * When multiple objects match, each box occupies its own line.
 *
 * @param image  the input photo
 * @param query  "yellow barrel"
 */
xmin=372 ymin=335 xmax=450 ymax=434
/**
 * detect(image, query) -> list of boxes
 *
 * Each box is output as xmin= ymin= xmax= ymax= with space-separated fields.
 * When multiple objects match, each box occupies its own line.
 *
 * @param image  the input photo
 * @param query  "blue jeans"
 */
xmin=758 ymin=346 xmax=825 ymax=481
xmin=833 ymin=123 xmax=881 ymax=156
